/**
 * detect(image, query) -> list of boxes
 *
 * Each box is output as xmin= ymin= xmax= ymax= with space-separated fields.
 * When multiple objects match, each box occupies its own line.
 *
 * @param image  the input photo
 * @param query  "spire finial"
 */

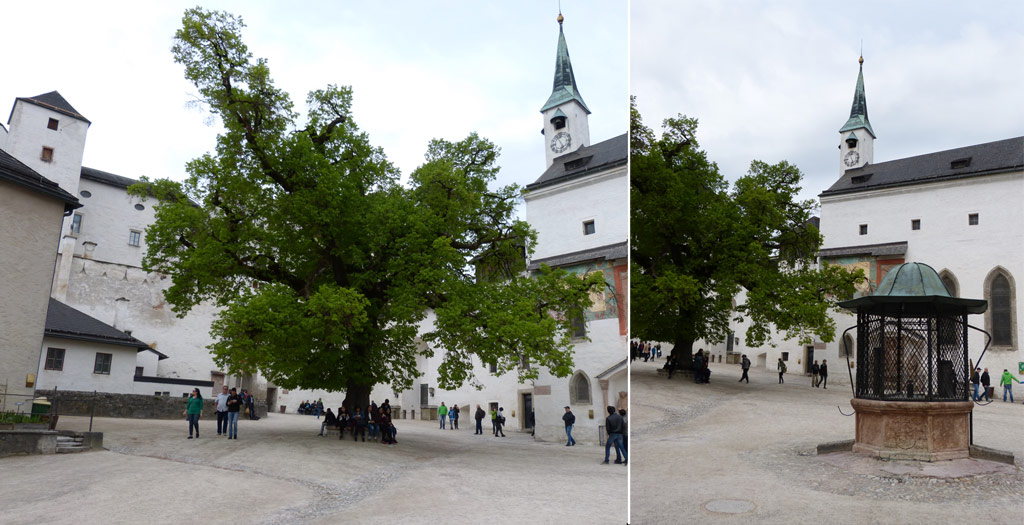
xmin=859 ymin=40 xmax=864 ymax=65
xmin=558 ymin=12 xmax=563 ymax=25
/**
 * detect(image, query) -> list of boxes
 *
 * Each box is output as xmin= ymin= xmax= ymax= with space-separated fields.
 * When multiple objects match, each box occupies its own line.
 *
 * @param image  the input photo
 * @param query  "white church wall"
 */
xmin=525 ymin=165 xmax=627 ymax=262
xmin=820 ymin=170 xmax=1023 ymax=381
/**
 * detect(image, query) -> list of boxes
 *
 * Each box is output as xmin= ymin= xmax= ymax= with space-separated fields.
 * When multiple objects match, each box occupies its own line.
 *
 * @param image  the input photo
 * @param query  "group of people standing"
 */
xmin=630 ymin=340 xmax=661 ymax=362
xmin=184 ymin=386 xmax=258 ymax=439
xmin=437 ymin=402 xmax=460 ymax=430
xmin=810 ymin=360 xmax=829 ymax=389
xmin=318 ymin=399 xmax=397 ymax=444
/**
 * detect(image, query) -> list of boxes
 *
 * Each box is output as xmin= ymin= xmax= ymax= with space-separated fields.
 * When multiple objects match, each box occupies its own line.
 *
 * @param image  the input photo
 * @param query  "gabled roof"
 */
xmin=839 ymin=59 xmax=875 ymax=138
xmin=527 ymin=133 xmax=627 ymax=190
xmin=539 ymin=20 xmax=590 ymax=114
xmin=0 ymin=148 xmax=80 ymax=211
xmin=9 ymin=91 xmax=90 ymax=125
xmin=527 ymin=241 xmax=627 ymax=271
xmin=81 ymin=166 xmax=139 ymax=189
xmin=821 ymin=136 xmax=1024 ymax=197
xmin=45 ymin=299 xmax=164 ymax=358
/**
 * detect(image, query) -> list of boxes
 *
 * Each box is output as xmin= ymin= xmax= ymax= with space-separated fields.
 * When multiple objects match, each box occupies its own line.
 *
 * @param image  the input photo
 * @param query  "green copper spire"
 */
xmin=540 ymin=14 xmax=591 ymax=114
xmin=839 ymin=56 xmax=875 ymax=138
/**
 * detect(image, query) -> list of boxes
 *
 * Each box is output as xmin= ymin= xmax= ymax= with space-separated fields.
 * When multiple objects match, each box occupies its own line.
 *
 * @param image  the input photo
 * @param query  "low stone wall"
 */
xmin=0 ymin=430 xmax=57 ymax=457
xmin=39 ymin=390 xmax=268 ymax=420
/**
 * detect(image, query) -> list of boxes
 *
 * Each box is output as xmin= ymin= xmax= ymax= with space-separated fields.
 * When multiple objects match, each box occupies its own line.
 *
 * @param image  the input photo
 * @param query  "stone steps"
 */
xmin=55 ymin=435 xmax=87 ymax=453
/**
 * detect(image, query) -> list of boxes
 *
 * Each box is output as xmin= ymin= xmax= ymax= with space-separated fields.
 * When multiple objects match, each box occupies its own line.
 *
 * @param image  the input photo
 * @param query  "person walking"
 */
xmin=246 ymin=390 xmax=257 ymax=420
xmin=474 ymin=404 xmax=485 ymax=435
xmin=820 ymin=360 xmax=829 ymax=389
xmin=438 ymin=402 xmax=448 ymax=430
xmin=778 ymin=358 xmax=786 ymax=384
xmin=494 ymin=407 xmax=506 ymax=437
xmin=811 ymin=360 xmax=820 ymax=388
xmin=562 ymin=406 xmax=576 ymax=446
xmin=739 ymin=354 xmax=751 ymax=384
xmin=490 ymin=406 xmax=498 ymax=435
xmin=214 ymin=385 xmax=230 ymax=436
xmin=602 ymin=406 xmax=627 ymax=465
xmin=694 ymin=351 xmax=704 ymax=384
xmin=980 ymin=368 xmax=991 ymax=402
xmin=226 ymin=387 xmax=242 ymax=439
xmin=999 ymin=369 xmax=1020 ymax=402
xmin=971 ymin=368 xmax=981 ymax=401
xmin=450 ymin=404 xmax=459 ymax=430
xmin=184 ymin=388 xmax=203 ymax=439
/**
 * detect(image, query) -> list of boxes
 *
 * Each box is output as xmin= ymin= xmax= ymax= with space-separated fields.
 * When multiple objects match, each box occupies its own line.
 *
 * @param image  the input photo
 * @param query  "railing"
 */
xmin=0 ymin=387 xmax=98 ymax=432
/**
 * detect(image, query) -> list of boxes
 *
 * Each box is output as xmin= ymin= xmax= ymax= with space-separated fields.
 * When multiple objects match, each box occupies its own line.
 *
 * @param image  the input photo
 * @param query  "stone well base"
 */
xmin=851 ymin=398 xmax=973 ymax=462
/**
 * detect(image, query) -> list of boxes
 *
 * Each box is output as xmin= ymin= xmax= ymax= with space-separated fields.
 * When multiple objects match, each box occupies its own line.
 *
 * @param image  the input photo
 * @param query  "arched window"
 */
xmin=841 ymin=333 xmax=854 ymax=359
xmin=569 ymin=371 xmax=592 ymax=405
xmin=984 ymin=267 xmax=1016 ymax=349
xmin=938 ymin=269 xmax=959 ymax=298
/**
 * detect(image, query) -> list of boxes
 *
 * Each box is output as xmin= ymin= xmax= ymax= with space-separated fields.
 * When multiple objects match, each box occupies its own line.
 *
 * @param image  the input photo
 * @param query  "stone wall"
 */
xmin=40 ymin=390 xmax=268 ymax=420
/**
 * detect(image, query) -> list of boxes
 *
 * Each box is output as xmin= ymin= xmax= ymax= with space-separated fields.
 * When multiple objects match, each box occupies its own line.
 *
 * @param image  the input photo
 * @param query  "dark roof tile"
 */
xmin=45 ymin=298 xmax=154 ymax=352
xmin=822 ymin=137 xmax=1024 ymax=197
xmin=10 ymin=91 xmax=90 ymax=124
xmin=528 ymin=133 xmax=627 ymax=190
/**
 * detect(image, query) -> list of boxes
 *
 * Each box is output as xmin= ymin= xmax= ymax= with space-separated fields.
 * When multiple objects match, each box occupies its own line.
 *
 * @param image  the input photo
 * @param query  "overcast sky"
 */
xmin=632 ymin=0 xmax=1024 ymax=205
xmin=2 ymin=1 xmax=626 ymax=192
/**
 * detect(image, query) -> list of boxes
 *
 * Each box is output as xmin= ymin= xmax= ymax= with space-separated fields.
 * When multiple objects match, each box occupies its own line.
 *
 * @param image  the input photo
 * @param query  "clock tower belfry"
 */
xmin=839 ymin=56 xmax=875 ymax=174
xmin=541 ymin=13 xmax=591 ymax=168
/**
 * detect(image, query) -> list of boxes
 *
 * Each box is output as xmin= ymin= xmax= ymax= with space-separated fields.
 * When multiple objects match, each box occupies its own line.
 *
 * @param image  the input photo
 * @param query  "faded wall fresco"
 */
xmin=825 ymin=255 xmax=905 ymax=298
xmin=562 ymin=260 xmax=620 ymax=321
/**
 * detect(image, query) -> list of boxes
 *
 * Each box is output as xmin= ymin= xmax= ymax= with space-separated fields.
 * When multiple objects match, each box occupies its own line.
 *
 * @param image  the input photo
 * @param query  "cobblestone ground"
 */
xmin=630 ymin=359 xmax=1024 ymax=525
xmin=0 ymin=413 xmax=625 ymax=524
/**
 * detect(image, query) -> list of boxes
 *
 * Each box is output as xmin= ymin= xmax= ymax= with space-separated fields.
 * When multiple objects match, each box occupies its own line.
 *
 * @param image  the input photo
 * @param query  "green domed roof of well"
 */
xmin=838 ymin=262 xmax=987 ymax=314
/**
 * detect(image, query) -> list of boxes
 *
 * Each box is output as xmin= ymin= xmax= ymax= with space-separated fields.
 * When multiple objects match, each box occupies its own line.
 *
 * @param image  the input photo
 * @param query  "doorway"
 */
xmin=804 ymin=346 xmax=814 ymax=374
xmin=520 ymin=393 xmax=534 ymax=431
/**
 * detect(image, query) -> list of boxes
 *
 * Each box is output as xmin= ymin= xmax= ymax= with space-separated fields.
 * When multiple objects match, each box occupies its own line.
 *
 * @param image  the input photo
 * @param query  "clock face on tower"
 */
xmin=844 ymin=150 xmax=860 ymax=167
xmin=550 ymin=131 xmax=572 ymax=154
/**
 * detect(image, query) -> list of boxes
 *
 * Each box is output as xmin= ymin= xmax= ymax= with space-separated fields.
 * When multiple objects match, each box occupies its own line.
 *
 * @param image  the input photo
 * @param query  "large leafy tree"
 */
xmin=132 ymin=8 xmax=603 ymax=409
xmin=630 ymin=97 xmax=864 ymax=370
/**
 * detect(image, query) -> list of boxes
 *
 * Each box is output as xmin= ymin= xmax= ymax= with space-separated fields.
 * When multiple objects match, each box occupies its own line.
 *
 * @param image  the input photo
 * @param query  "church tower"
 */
xmin=839 ymin=56 xmax=875 ymax=174
xmin=540 ymin=13 xmax=591 ymax=168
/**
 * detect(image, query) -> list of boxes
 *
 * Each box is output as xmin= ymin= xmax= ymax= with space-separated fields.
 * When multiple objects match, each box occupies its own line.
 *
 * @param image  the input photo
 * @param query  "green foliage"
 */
xmin=630 ymin=98 xmax=864 ymax=365
xmin=129 ymin=8 xmax=601 ymax=404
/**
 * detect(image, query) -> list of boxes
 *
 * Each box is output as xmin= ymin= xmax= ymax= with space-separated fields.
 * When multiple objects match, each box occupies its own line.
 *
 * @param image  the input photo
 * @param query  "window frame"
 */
xmin=128 ymin=230 xmax=142 ymax=247
xmin=70 ymin=213 xmax=83 ymax=235
xmin=47 ymin=118 xmax=59 ymax=130
xmin=583 ymin=220 xmax=596 ymax=236
xmin=44 ymin=347 xmax=66 ymax=371
xmin=968 ymin=213 xmax=979 ymax=226
xmin=858 ymin=224 xmax=868 ymax=235
xmin=93 ymin=353 xmax=112 ymax=375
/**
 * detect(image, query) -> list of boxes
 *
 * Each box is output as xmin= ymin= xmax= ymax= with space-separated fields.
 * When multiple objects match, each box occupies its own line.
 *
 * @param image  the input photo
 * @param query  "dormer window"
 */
xmin=950 ymin=157 xmax=972 ymax=169
xmin=845 ymin=132 xmax=858 ymax=148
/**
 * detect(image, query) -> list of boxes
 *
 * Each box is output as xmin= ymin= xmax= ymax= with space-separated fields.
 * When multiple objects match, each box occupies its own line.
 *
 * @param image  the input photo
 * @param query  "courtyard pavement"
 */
xmin=630 ymin=358 xmax=1023 ymax=525
xmin=0 ymin=413 xmax=626 ymax=524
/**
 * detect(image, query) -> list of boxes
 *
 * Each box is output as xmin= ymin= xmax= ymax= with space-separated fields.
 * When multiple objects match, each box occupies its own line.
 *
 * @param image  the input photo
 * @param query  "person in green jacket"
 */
xmin=438 ymin=402 xmax=448 ymax=430
xmin=185 ymin=388 xmax=204 ymax=438
xmin=999 ymin=369 xmax=1020 ymax=403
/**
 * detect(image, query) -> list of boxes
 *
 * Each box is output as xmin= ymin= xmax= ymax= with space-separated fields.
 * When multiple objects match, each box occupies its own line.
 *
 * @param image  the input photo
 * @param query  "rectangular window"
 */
xmin=44 ymin=348 xmax=65 ymax=371
xmin=571 ymin=314 xmax=587 ymax=338
xmin=489 ymin=361 xmax=498 ymax=374
xmin=583 ymin=220 xmax=596 ymax=235
xmin=41 ymin=146 xmax=54 ymax=163
xmin=93 ymin=353 xmax=112 ymax=375
xmin=129 ymin=230 xmax=142 ymax=246
xmin=71 ymin=213 xmax=83 ymax=235
xmin=858 ymin=224 xmax=868 ymax=235
xmin=968 ymin=213 xmax=979 ymax=226
xmin=135 ymin=366 xmax=144 ymax=377
xmin=519 ymin=354 xmax=530 ymax=370
xmin=781 ymin=351 xmax=789 ymax=362
xmin=47 ymin=118 xmax=59 ymax=130
xmin=911 ymin=219 xmax=920 ymax=230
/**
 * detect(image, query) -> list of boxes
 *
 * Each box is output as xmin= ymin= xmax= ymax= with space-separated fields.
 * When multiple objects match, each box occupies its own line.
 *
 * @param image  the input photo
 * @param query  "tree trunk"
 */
xmin=342 ymin=380 xmax=372 ymax=413
xmin=673 ymin=337 xmax=696 ymax=371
